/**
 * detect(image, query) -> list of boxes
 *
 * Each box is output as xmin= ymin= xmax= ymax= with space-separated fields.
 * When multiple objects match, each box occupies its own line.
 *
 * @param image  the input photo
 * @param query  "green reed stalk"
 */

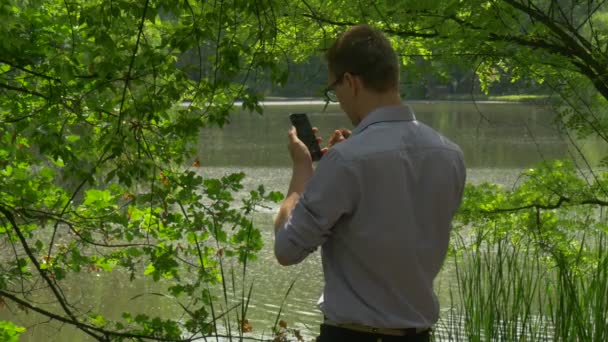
xmin=444 ymin=225 xmax=608 ymax=342
xmin=272 ymin=277 xmax=298 ymax=335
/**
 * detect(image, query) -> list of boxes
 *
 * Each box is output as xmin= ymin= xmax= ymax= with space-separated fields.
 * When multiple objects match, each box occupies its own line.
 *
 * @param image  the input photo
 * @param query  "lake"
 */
xmin=2 ymin=100 xmax=604 ymax=341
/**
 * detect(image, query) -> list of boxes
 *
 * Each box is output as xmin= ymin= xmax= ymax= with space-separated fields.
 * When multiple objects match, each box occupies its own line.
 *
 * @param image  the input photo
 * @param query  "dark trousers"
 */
xmin=316 ymin=324 xmax=431 ymax=342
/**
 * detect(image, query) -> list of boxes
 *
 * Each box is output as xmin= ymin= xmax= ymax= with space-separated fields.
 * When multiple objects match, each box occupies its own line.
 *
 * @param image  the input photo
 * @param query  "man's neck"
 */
xmin=356 ymin=92 xmax=403 ymax=123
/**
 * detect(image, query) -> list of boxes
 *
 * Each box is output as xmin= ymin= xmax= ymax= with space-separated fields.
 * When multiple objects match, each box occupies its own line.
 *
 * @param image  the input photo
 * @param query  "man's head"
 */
xmin=325 ymin=24 xmax=401 ymax=124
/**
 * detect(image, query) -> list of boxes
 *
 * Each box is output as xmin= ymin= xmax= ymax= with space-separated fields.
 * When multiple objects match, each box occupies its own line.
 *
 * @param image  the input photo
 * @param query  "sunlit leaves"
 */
xmin=83 ymin=189 xmax=114 ymax=208
xmin=0 ymin=321 xmax=25 ymax=342
xmin=456 ymin=159 xmax=607 ymax=268
xmin=0 ymin=0 xmax=286 ymax=339
xmin=121 ymin=312 xmax=183 ymax=340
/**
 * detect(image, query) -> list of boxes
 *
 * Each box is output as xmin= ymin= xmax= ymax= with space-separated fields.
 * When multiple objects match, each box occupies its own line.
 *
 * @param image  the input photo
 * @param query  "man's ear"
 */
xmin=344 ymin=72 xmax=359 ymax=96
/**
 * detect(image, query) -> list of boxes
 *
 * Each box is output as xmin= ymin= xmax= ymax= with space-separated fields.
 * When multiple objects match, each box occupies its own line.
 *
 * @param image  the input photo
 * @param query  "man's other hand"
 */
xmin=322 ymin=128 xmax=351 ymax=154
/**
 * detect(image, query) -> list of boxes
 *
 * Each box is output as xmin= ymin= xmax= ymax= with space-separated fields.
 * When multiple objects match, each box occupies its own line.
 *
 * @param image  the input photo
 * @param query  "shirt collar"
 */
xmin=352 ymin=104 xmax=416 ymax=136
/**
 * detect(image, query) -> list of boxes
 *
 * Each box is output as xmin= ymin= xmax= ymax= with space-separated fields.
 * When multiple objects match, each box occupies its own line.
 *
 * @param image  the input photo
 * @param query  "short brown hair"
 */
xmin=326 ymin=24 xmax=399 ymax=92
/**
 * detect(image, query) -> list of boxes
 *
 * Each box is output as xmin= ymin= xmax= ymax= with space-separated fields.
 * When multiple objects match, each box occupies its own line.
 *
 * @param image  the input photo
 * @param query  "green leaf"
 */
xmin=38 ymin=167 xmax=55 ymax=180
xmin=90 ymin=314 xmax=106 ymax=327
xmin=267 ymin=191 xmax=285 ymax=203
xmin=83 ymin=189 xmax=113 ymax=207
xmin=95 ymin=258 xmax=118 ymax=272
xmin=66 ymin=135 xmax=80 ymax=143
xmin=0 ymin=321 xmax=25 ymax=342
xmin=144 ymin=263 xmax=156 ymax=275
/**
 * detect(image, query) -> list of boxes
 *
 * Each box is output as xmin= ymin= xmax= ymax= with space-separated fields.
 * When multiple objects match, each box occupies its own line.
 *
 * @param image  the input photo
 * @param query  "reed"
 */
xmin=435 ymin=227 xmax=608 ymax=341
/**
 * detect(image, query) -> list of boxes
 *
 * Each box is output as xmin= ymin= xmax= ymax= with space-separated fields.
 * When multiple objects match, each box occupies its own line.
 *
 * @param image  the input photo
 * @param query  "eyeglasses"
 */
xmin=323 ymin=73 xmax=345 ymax=103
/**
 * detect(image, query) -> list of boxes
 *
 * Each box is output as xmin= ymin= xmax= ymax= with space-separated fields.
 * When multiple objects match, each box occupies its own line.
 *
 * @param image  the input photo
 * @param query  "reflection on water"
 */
xmin=3 ymin=101 xmax=605 ymax=341
xmin=198 ymin=101 xmax=575 ymax=168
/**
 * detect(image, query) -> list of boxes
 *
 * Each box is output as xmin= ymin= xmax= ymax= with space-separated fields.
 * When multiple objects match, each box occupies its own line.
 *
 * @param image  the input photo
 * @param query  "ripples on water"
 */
xmin=193 ymin=166 xmax=526 ymax=339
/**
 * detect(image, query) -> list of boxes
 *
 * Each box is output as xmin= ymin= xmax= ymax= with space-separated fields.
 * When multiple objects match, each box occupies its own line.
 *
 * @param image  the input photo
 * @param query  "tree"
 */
xmin=1 ymin=0 xmax=284 ymax=340
xmin=289 ymin=0 xmax=607 ymax=142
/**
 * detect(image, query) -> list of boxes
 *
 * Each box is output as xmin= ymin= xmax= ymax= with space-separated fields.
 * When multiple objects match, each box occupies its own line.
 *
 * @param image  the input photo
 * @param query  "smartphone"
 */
xmin=289 ymin=113 xmax=323 ymax=162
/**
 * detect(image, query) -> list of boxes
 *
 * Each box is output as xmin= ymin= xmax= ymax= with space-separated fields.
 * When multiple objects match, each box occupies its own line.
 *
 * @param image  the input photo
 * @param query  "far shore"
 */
xmin=181 ymin=95 xmax=550 ymax=108
xmin=258 ymin=94 xmax=550 ymax=105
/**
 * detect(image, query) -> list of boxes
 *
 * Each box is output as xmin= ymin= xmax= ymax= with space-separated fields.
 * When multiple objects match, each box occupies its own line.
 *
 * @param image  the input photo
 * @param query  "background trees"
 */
xmin=291 ymin=1 xmax=607 ymax=107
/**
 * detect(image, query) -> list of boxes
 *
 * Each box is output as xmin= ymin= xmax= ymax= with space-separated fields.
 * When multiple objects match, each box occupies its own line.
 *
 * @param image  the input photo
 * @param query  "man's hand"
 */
xmin=288 ymin=126 xmax=323 ymax=166
xmin=287 ymin=126 xmax=311 ymax=166
xmin=321 ymin=128 xmax=351 ymax=154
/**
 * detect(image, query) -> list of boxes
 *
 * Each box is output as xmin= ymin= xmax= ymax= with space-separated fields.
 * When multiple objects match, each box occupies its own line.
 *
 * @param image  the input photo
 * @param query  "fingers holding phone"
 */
xmin=288 ymin=113 xmax=350 ymax=160
xmin=287 ymin=126 xmax=313 ymax=165
xmin=289 ymin=113 xmax=323 ymax=162
xmin=312 ymin=127 xmax=323 ymax=145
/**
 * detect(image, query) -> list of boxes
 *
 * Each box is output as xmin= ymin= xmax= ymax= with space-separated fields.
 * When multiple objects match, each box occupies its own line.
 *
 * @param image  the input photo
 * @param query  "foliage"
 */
xmin=0 ymin=0 xmax=285 ymax=340
xmin=455 ymin=160 xmax=607 ymax=256
xmin=291 ymin=0 xmax=608 ymax=137
xmin=0 ymin=320 xmax=25 ymax=342
xmin=440 ymin=160 xmax=608 ymax=341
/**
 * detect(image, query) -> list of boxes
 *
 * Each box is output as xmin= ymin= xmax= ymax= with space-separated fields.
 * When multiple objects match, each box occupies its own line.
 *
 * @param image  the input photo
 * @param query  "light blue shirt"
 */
xmin=275 ymin=104 xmax=466 ymax=329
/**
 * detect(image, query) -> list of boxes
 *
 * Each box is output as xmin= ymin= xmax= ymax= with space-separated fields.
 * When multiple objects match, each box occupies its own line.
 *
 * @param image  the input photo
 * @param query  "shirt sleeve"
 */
xmin=274 ymin=149 xmax=359 ymax=265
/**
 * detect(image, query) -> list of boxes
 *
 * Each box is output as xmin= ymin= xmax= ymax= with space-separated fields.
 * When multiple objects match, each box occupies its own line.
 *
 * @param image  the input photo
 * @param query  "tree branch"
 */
xmin=0 ymin=59 xmax=59 ymax=81
xmin=0 ymin=289 xmax=275 ymax=342
xmin=301 ymin=4 xmax=608 ymax=101
xmin=301 ymin=13 xmax=439 ymax=38
xmin=0 ymin=205 xmax=101 ymax=340
xmin=502 ymin=0 xmax=608 ymax=100
xmin=480 ymin=196 xmax=608 ymax=214
xmin=0 ymin=83 xmax=48 ymax=99
xmin=116 ymin=0 xmax=150 ymax=134
xmin=15 ymin=208 xmax=151 ymax=249
xmin=0 ymin=289 xmax=207 ymax=342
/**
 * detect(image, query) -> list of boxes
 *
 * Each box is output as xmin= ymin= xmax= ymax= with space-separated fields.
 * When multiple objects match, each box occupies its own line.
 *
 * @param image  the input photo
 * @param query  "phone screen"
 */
xmin=289 ymin=113 xmax=323 ymax=161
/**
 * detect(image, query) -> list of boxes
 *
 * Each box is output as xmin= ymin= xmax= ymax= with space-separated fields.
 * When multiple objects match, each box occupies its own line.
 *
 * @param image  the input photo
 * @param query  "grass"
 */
xmin=487 ymin=94 xmax=551 ymax=102
xmin=431 ymin=94 xmax=551 ymax=103
xmin=433 ymin=228 xmax=608 ymax=341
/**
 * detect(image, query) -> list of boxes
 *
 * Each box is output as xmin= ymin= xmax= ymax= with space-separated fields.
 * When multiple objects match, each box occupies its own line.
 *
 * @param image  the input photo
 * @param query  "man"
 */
xmin=273 ymin=24 xmax=466 ymax=342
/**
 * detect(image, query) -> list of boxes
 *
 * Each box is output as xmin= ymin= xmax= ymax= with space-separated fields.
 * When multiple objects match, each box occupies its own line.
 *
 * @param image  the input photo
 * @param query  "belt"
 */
xmin=323 ymin=319 xmax=431 ymax=337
